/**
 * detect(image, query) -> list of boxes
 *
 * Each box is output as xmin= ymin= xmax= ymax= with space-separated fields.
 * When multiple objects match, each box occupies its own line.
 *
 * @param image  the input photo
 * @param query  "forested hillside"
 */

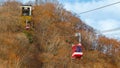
xmin=0 ymin=1 xmax=120 ymax=68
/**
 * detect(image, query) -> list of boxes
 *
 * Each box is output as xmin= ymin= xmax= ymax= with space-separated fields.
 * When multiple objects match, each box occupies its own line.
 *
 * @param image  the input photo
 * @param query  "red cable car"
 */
xmin=26 ymin=24 xmax=30 ymax=30
xmin=72 ymin=43 xmax=83 ymax=59
xmin=25 ymin=20 xmax=31 ymax=30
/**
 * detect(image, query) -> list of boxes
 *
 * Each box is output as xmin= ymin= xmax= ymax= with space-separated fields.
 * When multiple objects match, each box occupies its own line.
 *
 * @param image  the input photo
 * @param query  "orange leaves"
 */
xmin=98 ymin=36 xmax=120 ymax=48
xmin=98 ymin=36 xmax=109 ymax=45
xmin=0 ymin=1 xmax=21 ymax=33
xmin=38 ymin=53 xmax=54 ymax=63
xmin=97 ymin=36 xmax=120 ymax=55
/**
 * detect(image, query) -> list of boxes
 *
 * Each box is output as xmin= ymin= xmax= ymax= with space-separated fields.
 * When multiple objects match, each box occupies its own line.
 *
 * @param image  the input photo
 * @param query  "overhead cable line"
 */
xmin=56 ymin=27 xmax=120 ymax=37
xmin=109 ymin=33 xmax=120 ymax=35
xmin=55 ymin=1 xmax=120 ymax=37
xmin=79 ymin=1 xmax=120 ymax=14
xmin=101 ymin=27 xmax=120 ymax=33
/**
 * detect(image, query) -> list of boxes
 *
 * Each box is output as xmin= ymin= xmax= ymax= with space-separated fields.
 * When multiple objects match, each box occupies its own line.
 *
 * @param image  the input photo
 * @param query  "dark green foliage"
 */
xmin=23 ymin=30 xmax=34 ymax=43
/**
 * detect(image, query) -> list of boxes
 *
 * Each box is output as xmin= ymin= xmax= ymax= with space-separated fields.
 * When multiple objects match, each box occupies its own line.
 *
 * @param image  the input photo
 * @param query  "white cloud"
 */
xmin=21 ymin=0 xmax=34 ymax=3
xmin=62 ymin=0 xmax=120 ymax=38
xmin=98 ymin=19 xmax=120 ymax=31
xmin=63 ymin=0 xmax=120 ymax=29
xmin=97 ymin=19 xmax=120 ymax=39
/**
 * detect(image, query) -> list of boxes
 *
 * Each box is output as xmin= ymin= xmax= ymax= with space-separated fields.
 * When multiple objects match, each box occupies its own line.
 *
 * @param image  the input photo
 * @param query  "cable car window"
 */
xmin=22 ymin=7 xmax=30 ymax=16
xmin=76 ymin=46 xmax=82 ymax=52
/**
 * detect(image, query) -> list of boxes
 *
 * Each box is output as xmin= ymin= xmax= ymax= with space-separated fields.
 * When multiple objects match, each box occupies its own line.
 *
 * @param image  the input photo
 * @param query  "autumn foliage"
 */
xmin=0 ymin=1 xmax=120 ymax=68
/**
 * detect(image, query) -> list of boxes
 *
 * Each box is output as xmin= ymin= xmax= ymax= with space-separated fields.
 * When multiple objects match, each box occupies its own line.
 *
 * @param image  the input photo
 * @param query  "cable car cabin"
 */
xmin=72 ymin=43 xmax=83 ymax=59
xmin=25 ymin=20 xmax=31 ymax=30
xmin=21 ymin=5 xmax=32 ymax=16
xmin=21 ymin=5 xmax=32 ymax=30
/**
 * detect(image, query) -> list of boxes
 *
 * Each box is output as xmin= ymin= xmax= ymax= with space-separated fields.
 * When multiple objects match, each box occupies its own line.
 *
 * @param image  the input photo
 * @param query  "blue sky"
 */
xmin=2 ymin=0 xmax=120 ymax=39
xmin=20 ymin=0 xmax=95 ymax=3
xmin=61 ymin=0 xmax=120 ymax=39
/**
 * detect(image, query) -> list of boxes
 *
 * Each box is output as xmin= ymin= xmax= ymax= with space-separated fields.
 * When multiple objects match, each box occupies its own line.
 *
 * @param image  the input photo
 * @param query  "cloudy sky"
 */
xmin=59 ymin=0 xmax=120 ymax=39
xmin=1 ymin=0 xmax=120 ymax=39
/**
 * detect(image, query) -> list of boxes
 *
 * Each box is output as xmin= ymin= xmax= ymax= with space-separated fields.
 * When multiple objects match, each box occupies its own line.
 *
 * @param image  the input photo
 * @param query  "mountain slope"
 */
xmin=0 ymin=1 xmax=120 ymax=68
